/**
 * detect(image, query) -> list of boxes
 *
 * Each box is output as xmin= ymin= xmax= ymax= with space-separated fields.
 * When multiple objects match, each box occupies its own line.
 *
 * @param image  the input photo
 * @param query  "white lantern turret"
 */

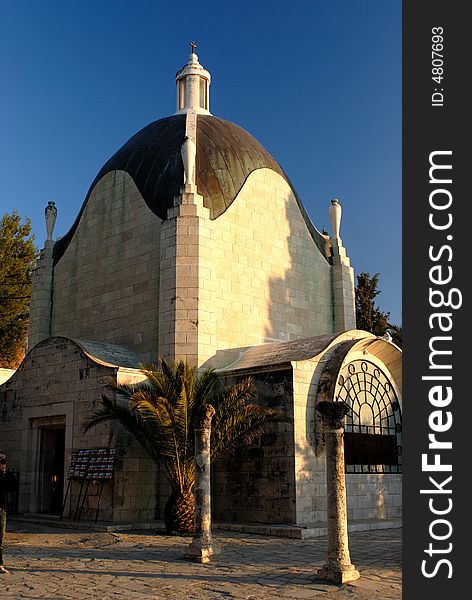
xmin=175 ymin=42 xmax=211 ymax=115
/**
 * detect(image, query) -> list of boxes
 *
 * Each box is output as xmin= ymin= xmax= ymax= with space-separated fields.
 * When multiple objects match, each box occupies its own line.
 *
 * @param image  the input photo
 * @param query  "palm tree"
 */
xmin=83 ymin=358 xmax=292 ymax=533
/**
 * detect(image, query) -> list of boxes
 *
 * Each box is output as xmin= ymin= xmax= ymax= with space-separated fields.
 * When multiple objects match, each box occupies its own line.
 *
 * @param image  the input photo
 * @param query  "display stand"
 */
xmin=61 ymin=448 xmax=117 ymax=523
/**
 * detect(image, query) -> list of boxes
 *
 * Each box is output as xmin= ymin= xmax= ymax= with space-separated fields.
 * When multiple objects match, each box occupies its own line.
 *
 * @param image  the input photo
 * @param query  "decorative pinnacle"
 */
xmin=191 ymin=41 xmax=197 ymax=54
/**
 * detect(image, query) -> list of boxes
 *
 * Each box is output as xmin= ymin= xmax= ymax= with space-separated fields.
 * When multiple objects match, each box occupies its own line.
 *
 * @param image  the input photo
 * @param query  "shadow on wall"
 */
xmin=264 ymin=193 xmax=333 ymax=344
xmin=211 ymin=368 xmax=297 ymax=525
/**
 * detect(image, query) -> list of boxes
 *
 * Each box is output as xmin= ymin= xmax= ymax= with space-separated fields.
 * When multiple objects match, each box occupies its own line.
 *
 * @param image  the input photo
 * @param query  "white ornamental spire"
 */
xmin=328 ymin=198 xmax=342 ymax=239
xmin=175 ymin=43 xmax=212 ymax=115
xmin=181 ymin=136 xmax=197 ymax=190
xmin=45 ymin=201 xmax=57 ymax=241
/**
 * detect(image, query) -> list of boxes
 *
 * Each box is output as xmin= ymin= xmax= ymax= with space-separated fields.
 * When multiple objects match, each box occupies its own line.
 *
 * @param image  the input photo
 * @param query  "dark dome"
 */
xmin=95 ymin=114 xmax=289 ymax=220
xmin=53 ymin=114 xmax=327 ymax=264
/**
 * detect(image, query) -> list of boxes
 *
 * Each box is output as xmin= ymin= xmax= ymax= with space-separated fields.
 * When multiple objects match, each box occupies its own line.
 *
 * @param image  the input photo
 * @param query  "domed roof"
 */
xmin=94 ymin=114 xmax=288 ymax=220
xmin=53 ymin=114 xmax=328 ymax=264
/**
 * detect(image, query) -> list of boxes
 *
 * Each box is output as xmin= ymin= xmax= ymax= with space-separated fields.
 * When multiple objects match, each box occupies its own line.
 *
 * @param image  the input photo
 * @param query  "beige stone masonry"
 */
xmin=198 ymin=169 xmax=334 ymax=366
xmin=50 ymin=172 xmax=162 ymax=362
xmin=0 ymin=337 xmax=158 ymax=522
xmin=28 ymin=240 xmax=54 ymax=349
xmin=159 ymin=190 xmax=211 ymax=365
xmin=290 ymin=332 xmax=402 ymax=526
xmin=330 ymin=238 xmax=356 ymax=332
xmin=35 ymin=165 xmax=347 ymax=367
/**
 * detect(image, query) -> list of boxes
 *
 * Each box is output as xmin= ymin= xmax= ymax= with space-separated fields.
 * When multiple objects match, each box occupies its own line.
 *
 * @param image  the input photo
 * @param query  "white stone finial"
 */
xmin=329 ymin=198 xmax=342 ymax=239
xmin=45 ymin=201 xmax=57 ymax=241
xmin=181 ymin=136 xmax=197 ymax=189
xmin=175 ymin=45 xmax=211 ymax=115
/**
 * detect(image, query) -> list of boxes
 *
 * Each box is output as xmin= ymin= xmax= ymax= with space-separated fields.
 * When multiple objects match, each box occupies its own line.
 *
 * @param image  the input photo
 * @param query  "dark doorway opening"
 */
xmin=39 ymin=427 xmax=65 ymax=514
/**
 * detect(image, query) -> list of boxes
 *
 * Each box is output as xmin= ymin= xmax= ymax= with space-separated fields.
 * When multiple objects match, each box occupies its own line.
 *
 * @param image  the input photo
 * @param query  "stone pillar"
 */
xmin=28 ymin=201 xmax=58 ymax=350
xmin=158 ymin=111 xmax=214 ymax=367
xmin=327 ymin=199 xmax=356 ymax=332
xmin=331 ymin=241 xmax=356 ymax=332
xmin=316 ymin=400 xmax=360 ymax=584
xmin=27 ymin=239 xmax=54 ymax=350
xmin=185 ymin=404 xmax=216 ymax=563
xmin=158 ymin=188 xmax=209 ymax=366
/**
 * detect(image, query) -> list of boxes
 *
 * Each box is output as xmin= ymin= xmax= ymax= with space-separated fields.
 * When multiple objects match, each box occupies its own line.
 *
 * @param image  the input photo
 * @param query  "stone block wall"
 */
xmin=158 ymin=195 xmax=210 ymax=366
xmin=331 ymin=241 xmax=356 ymax=332
xmin=346 ymin=474 xmax=402 ymax=520
xmin=212 ymin=347 xmax=402 ymax=527
xmin=292 ymin=359 xmax=328 ymax=524
xmin=198 ymin=169 xmax=333 ymax=366
xmin=50 ymin=171 xmax=162 ymax=362
xmin=292 ymin=348 xmax=402 ymax=526
xmin=28 ymin=240 xmax=54 ymax=348
xmin=0 ymin=337 xmax=159 ymax=522
xmin=41 ymin=166 xmax=334 ymax=368
xmin=212 ymin=368 xmax=297 ymax=524
xmin=0 ymin=368 xmax=14 ymax=386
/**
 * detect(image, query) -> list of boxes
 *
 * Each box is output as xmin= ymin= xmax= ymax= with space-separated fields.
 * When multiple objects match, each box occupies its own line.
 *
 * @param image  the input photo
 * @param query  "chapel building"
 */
xmin=0 ymin=49 xmax=402 ymax=532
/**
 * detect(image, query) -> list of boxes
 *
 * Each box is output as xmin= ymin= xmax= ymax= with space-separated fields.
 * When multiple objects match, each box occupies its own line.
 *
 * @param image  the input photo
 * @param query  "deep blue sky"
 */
xmin=0 ymin=0 xmax=401 ymax=324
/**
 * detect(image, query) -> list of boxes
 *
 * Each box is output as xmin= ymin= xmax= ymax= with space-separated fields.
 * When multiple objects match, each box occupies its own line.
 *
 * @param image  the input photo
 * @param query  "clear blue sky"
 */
xmin=0 ymin=0 xmax=401 ymax=324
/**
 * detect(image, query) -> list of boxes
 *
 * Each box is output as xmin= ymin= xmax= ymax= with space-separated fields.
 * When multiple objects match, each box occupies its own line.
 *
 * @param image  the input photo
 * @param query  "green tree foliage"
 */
xmin=0 ymin=211 xmax=38 ymax=368
xmin=355 ymin=271 xmax=402 ymax=346
xmin=84 ymin=358 xmax=292 ymax=533
xmin=387 ymin=323 xmax=403 ymax=348
xmin=355 ymin=272 xmax=390 ymax=335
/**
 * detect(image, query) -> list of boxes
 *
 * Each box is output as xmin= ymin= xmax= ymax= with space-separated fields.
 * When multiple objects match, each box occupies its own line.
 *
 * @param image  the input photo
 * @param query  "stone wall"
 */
xmin=213 ymin=368 xmax=297 ymax=524
xmin=212 ymin=341 xmax=402 ymax=527
xmin=346 ymin=474 xmax=402 ymax=520
xmin=292 ymin=359 xmax=328 ymax=524
xmin=43 ymin=167 xmax=334 ymax=368
xmin=198 ymin=169 xmax=334 ymax=365
xmin=292 ymin=347 xmax=402 ymax=525
xmin=0 ymin=335 xmax=402 ymax=526
xmin=0 ymin=337 xmax=159 ymax=522
xmin=50 ymin=171 xmax=162 ymax=362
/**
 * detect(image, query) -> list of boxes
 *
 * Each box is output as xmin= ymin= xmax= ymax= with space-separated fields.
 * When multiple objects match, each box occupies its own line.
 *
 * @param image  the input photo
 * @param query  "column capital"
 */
xmin=316 ymin=400 xmax=350 ymax=429
xmin=194 ymin=404 xmax=215 ymax=430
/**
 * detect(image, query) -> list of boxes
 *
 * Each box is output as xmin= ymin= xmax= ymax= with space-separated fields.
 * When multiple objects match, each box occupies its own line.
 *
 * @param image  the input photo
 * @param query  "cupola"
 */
xmin=175 ymin=42 xmax=211 ymax=115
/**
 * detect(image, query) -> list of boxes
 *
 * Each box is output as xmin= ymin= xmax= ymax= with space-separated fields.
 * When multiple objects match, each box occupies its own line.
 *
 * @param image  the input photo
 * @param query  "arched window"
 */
xmin=335 ymin=359 xmax=402 ymax=474
xmin=199 ymin=77 xmax=208 ymax=110
xmin=178 ymin=79 xmax=186 ymax=110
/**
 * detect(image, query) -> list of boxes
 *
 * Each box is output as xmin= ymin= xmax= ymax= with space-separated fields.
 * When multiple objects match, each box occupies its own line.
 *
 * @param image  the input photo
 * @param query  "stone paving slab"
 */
xmin=1 ymin=522 xmax=401 ymax=599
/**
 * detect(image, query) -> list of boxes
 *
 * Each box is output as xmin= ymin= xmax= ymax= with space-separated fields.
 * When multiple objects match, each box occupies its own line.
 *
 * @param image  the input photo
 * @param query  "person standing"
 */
xmin=0 ymin=453 xmax=16 ymax=574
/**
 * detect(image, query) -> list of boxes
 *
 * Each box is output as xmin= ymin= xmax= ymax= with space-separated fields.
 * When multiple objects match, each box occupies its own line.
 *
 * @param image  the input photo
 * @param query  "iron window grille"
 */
xmin=335 ymin=359 xmax=402 ymax=474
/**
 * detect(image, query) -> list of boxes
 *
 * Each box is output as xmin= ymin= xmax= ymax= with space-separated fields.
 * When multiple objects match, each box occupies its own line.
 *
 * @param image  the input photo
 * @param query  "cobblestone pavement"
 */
xmin=1 ymin=521 xmax=401 ymax=599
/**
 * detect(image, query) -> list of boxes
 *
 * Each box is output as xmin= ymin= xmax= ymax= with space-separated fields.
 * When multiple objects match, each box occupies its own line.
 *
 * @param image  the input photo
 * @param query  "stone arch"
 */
xmin=315 ymin=336 xmax=402 ymax=473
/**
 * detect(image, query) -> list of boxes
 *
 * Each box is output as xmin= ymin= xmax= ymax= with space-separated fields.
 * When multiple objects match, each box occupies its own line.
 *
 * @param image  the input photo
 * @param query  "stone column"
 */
xmin=28 ymin=201 xmax=58 ymax=350
xmin=316 ymin=400 xmax=360 ymax=583
xmin=185 ymin=404 xmax=216 ymax=563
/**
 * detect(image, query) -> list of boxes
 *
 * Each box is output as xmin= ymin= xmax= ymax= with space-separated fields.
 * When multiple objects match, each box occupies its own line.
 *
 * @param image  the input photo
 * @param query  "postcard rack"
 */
xmin=61 ymin=448 xmax=117 ymax=523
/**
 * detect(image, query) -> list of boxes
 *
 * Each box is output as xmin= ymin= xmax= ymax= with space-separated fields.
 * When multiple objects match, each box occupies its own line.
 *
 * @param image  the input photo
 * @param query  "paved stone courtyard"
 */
xmin=0 ymin=521 xmax=401 ymax=599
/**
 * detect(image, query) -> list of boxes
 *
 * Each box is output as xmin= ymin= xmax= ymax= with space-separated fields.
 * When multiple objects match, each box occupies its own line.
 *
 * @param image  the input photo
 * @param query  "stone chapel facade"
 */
xmin=0 ymin=50 xmax=402 ymax=531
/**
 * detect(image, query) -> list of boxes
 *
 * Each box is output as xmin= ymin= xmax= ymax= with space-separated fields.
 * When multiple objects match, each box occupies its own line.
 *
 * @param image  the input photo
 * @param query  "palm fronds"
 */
xmin=83 ymin=357 xmax=292 ymax=532
xmin=209 ymin=378 xmax=292 ymax=459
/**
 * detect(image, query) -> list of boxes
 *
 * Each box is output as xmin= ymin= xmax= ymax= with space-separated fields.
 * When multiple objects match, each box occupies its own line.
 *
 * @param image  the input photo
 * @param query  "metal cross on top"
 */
xmin=190 ymin=41 xmax=197 ymax=54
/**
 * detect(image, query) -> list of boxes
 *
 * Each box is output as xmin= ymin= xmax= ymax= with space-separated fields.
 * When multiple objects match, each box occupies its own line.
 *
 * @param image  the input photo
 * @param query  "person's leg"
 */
xmin=0 ymin=508 xmax=6 ymax=568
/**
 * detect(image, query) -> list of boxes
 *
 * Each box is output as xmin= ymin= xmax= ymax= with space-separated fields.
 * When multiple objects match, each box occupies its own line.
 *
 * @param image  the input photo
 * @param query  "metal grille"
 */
xmin=335 ymin=359 xmax=402 ymax=474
